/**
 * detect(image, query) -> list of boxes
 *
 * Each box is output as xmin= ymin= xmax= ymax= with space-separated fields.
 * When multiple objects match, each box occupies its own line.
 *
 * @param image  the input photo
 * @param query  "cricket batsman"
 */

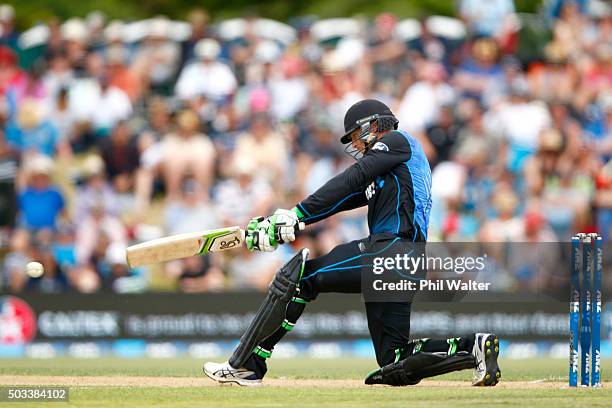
xmin=204 ymin=99 xmax=501 ymax=386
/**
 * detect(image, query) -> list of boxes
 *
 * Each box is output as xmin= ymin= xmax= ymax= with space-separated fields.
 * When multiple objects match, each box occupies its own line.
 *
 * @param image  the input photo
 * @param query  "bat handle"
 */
xmin=245 ymin=221 xmax=305 ymax=244
xmin=275 ymin=223 xmax=305 ymax=244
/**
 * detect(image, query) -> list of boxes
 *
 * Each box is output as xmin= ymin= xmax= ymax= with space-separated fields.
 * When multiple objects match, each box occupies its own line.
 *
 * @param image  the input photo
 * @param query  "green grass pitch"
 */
xmin=0 ymin=357 xmax=610 ymax=407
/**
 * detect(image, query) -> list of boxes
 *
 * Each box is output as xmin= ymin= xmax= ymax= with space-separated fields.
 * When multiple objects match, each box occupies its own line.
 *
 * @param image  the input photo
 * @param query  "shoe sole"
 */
xmin=203 ymin=366 xmax=262 ymax=387
xmin=474 ymin=334 xmax=501 ymax=386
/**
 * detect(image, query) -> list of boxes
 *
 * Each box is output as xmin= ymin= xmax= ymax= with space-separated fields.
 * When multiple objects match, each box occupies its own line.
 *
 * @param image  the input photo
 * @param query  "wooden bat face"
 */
xmin=126 ymin=226 xmax=245 ymax=267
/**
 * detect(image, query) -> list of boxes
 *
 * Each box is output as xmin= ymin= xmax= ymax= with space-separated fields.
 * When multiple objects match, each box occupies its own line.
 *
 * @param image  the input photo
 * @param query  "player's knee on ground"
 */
xmin=366 ymin=337 xmax=478 ymax=386
xmin=365 ymin=351 xmax=476 ymax=386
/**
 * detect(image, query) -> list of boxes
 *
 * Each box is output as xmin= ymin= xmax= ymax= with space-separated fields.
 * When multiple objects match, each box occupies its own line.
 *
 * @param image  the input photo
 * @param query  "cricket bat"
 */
xmin=126 ymin=226 xmax=245 ymax=267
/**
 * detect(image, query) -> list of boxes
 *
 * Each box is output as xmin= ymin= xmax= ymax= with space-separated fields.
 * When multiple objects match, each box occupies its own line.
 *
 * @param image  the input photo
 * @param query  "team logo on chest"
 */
xmin=372 ymin=142 xmax=389 ymax=151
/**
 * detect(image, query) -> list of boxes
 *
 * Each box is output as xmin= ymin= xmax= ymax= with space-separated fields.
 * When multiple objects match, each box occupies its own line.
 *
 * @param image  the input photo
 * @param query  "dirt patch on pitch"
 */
xmin=0 ymin=375 xmax=360 ymax=388
xmin=0 ymin=375 xmax=209 ymax=388
xmin=0 ymin=375 xmax=601 ymax=389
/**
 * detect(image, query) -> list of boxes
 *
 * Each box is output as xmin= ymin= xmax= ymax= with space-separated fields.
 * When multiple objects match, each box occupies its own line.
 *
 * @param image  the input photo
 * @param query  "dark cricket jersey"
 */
xmin=295 ymin=130 xmax=432 ymax=241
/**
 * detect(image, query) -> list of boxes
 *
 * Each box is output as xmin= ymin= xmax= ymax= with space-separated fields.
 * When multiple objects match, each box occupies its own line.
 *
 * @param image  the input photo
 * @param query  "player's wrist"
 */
xmin=292 ymin=206 xmax=305 ymax=220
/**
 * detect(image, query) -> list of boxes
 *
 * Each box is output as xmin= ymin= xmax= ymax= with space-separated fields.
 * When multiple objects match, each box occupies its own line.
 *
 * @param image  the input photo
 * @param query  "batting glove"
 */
xmin=270 ymin=208 xmax=305 ymax=244
xmin=245 ymin=216 xmax=278 ymax=252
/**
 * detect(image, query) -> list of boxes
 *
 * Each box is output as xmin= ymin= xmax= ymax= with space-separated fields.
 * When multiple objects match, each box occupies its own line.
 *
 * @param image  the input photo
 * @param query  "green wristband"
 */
xmin=292 ymin=206 xmax=304 ymax=220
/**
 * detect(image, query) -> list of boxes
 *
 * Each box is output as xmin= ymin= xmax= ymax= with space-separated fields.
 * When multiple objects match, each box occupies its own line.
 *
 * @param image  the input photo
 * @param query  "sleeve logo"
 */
xmin=372 ymin=142 xmax=389 ymax=151
xmin=365 ymin=181 xmax=376 ymax=200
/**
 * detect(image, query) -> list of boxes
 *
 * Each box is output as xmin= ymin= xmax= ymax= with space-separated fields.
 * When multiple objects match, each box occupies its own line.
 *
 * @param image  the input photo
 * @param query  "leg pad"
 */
xmin=229 ymin=249 xmax=309 ymax=368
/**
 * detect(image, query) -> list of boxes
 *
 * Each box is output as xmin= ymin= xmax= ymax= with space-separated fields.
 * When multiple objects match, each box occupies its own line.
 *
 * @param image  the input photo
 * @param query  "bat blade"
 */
xmin=126 ymin=226 xmax=245 ymax=267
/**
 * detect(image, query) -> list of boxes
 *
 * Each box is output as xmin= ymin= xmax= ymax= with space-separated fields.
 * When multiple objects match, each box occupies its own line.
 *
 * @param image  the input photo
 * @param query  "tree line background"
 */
xmin=7 ymin=0 xmax=542 ymax=29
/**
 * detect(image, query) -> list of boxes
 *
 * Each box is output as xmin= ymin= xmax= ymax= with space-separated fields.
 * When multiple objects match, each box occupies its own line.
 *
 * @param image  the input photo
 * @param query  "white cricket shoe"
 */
xmin=471 ymin=333 xmax=501 ymax=386
xmin=203 ymin=361 xmax=262 ymax=386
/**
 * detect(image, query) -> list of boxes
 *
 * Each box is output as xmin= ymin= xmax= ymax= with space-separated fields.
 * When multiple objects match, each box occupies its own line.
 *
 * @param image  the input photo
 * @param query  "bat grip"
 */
xmin=274 ymin=222 xmax=304 ymax=244
xmin=245 ymin=220 xmax=305 ymax=245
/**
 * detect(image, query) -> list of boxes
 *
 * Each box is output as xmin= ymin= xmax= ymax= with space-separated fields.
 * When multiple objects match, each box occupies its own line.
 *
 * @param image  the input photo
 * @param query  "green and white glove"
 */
xmin=270 ymin=208 xmax=305 ymax=244
xmin=244 ymin=208 xmax=305 ymax=252
xmin=245 ymin=216 xmax=278 ymax=252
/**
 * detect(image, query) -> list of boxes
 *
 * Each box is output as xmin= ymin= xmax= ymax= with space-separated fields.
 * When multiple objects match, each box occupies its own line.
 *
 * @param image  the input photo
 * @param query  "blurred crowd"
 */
xmin=0 ymin=0 xmax=611 ymax=293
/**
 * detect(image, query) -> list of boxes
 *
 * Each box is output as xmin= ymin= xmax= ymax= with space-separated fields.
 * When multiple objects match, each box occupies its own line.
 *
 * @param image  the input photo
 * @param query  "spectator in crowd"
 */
xmin=90 ymin=73 xmax=133 ymax=137
xmin=424 ymin=104 xmax=462 ymax=167
xmin=175 ymin=38 xmax=237 ymax=102
xmin=2 ymin=229 xmax=31 ymax=291
xmin=163 ymin=109 xmax=215 ymax=199
xmin=397 ymin=62 xmax=454 ymax=145
xmin=6 ymin=99 xmax=71 ymax=159
xmin=595 ymin=159 xmax=612 ymax=240
xmin=42 ymin=50 xmax=74 ymax=101
xmin=225 ymin=246 xmax=285 ymax=290
xmin=138 ymin=96 xmax=173 ymax=146
xmin=459 ymin=0 xmax=516 ymax=39
xmin=408 ymin=18 xmax=451 ymax=68
xmin=479 ymin=185 xmax=523 ymax=241
xmin=65 ymin=52 xmax=105 ymax=149
xmin=545 ymin=0 xmax=590 ymax=20
xmin=485 ymin=55 xmax=527 ymax=106
xmin=74 ymin=200 xmax=127 ymax=268
xmin=0 ymin=5 xmax=18 ymax=50
xmin=132 ymin=17 xmax=181 ymax=95
xmin=62 ymin=18 xmax=90 ymax=72
xmin=99 ymin=241 xmax=147 ymax=293
xmin=0 ymin=131 xmax=18 ymax=229
xmin=51 ymin=221 xmax=77 ymax=278
xmin=166 ymin=254 xmax=224 ymax=293
xmin=487 ymin=83 xmax=551 ymax=173
xmin=43 ymin=17 xmax=66 ymax=59
xmin=521 ymin=210 xmax=558 ymax=242
xmin=527 ymin=42 xmax=578 ymax=102
xmin=179 ymin=9 xmax=212 ymax=69
xmin=591 ymin=95 xmax=612 ymax=160
xmin=48 ymin=87 xmax=76 ymax=143
xmin=232 ymin=112 xmax=289 ymax=186
xmin=213 ymin=161 xmax=273 ymax=228
xmin=297 ymin=122 xmax=346 ymax=195
xmin=164 ymin=178 xmax=219 ymax=235
xmin=107 ymin=46 xmax=142 ymax=102
xmin=269 ymin=56 xmax=309 ymax=122
xmin=99 ymin=120 xmax=140 ymax=191
xmin=73 ymin=155 xmax=118 ymax=222
xmin=136 ymin=108 xmax=215 ymax=205
xmin=29 ymin=229 xmax=69 ymax=293
xmin=453 ymin=101 xmax=499 ymax=163
xmin=17 ymin=155 xmax=65 ymax=231
xmin=454 ymin=38 xmax=504 ymax=103
xmin=0 ymin=46 xmax=25 ymax=99
xmin=552 ymin=0 xmax=590 ymax=58
xmin=320 ymin=58 xmax=365 ymax=136
xmin=367 ymin=13 xmax=406 ymax=88
xmin=525 ymin=128 xmax=595 ymax=237
xmin=12 ymin=62 xmax=47 ymax=105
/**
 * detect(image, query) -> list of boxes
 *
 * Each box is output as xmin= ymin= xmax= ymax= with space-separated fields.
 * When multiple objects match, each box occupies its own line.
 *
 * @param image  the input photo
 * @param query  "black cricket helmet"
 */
xmin=341 ymin=99 xmax=398 ymax=159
